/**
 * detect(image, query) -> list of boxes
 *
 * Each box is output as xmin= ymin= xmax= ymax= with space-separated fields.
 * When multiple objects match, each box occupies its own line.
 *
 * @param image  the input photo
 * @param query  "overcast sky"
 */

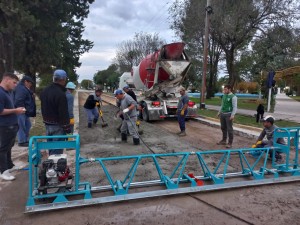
xmin=76 ymin=0 xmax=179 ymax=82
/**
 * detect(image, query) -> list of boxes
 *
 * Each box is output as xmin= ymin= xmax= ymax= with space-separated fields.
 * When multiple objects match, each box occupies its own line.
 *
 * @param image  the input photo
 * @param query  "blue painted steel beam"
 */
xmin=25 ymin=127 xmax=300 ymax=213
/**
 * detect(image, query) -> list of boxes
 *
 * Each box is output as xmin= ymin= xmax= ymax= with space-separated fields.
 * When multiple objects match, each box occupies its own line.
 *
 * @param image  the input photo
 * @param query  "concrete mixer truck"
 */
xmin=119 ymin=42 xmax=197 ymax=121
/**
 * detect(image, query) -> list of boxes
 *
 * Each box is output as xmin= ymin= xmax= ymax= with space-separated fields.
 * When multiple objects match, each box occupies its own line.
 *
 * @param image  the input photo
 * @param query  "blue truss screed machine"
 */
xmin=25 ymin=127 xmax=300 ymax=213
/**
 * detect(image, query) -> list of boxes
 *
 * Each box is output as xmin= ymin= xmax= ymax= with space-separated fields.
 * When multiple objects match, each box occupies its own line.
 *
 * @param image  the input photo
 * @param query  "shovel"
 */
xmin=99 ymin=109 xmax=108 ymax=127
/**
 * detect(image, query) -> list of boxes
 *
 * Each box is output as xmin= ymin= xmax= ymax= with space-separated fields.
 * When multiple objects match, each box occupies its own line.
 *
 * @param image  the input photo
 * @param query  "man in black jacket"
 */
xmin=123 ymin=85 xmax=137 ymax=102
xmin=14 ymin=75 xmax=36 ymax=147
xmin=83 ymin=89 xmax=102 ymax=128
xmin=40 ymin=69 xmax=71 ymax=155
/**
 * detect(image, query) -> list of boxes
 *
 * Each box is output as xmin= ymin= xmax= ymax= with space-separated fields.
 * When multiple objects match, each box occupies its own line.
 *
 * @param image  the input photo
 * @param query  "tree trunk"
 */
xmin=225 ymin=48 xmax=237 ymax=88
xmin=207 ymin=53 xmax=219 ymax=99
xmin=0 ymin=32 xmax=14 ymax=76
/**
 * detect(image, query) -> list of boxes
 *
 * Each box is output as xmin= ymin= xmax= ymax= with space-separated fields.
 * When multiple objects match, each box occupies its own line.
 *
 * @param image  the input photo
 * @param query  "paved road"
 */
xmin=204 ymin=93 xmax=300 ymax=123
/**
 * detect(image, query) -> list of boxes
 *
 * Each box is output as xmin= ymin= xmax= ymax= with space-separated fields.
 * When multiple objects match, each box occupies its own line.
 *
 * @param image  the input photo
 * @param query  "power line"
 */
xmin=142 ymin=1 xmax=172 ymax=32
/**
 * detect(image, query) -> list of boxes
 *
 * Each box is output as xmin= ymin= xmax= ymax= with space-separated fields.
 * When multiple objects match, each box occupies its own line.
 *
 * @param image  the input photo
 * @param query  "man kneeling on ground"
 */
xmin=252 ymin=115 xmax=285 ymax=162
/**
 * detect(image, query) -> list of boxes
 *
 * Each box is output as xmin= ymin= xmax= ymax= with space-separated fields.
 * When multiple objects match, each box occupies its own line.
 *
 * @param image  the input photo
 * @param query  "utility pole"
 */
xmin=200 ymin=0 xmax=213 ymax=109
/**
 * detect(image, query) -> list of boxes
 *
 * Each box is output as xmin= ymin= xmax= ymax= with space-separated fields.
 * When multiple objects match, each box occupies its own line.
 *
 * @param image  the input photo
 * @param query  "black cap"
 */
xmin=22 ymin=75 xmax=34 ymax=83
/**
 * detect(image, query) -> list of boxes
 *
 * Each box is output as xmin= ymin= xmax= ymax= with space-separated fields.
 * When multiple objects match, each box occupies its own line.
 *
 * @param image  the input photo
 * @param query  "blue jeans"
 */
xmin=85 ymin=108 xmax=99 ymax=123
xmin=17 ymin=114 xmax=31 ymax=144
xmin=177 ymin=110 xmax=188 ymax=131
xmin=45 ymin=124 xmax=66 ymax=155
xmin=0 ymin=125 xmax=18 ymax=173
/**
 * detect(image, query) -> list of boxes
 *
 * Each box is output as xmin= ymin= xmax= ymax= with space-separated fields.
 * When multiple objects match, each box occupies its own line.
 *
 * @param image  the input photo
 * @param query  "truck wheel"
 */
xmin=142 ymin=106 xmax=150 ymax=122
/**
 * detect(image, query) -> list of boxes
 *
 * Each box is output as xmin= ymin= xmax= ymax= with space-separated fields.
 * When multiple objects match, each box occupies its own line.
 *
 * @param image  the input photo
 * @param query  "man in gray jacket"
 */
xmin=115 ymin=89 xmax=139 ymax=145
xmin=252 ymin=115 xmax=285 ymax=162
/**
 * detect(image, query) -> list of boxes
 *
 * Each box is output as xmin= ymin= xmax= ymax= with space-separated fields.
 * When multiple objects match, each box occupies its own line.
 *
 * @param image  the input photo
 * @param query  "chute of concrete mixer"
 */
xmin=132 ymin=42 xmax=191 ymax=91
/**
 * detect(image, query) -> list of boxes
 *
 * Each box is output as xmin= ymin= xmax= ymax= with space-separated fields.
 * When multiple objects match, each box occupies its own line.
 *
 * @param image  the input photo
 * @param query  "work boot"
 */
xmin=0 ymin=170 xmax=15 ymax=181
xmin=121 ymin=133 xmax=127 ymax=142
xmin=178 ymin=131 xmax=186 ymax=136
xmin=133 ymin=138 xmax=140 ymax=145
xmin=88 ymin=123 xmax=92 ymax=128
xmin=217 ymin=140 xmax=226 ymax=145
xmin=116 ymin=124 xmax=122 ymax=133
xmin=93 ymin=118 xmax=98 ymax=124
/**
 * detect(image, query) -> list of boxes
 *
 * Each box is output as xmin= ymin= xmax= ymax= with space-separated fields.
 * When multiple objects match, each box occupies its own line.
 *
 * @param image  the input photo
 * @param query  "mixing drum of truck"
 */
xmin=130 ymin=42 xmax=197 ymax=121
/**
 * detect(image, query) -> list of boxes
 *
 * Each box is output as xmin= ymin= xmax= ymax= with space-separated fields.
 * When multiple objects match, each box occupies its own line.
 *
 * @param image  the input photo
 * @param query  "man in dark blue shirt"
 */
xmin=0 ymin=72 xmax=27 ymax=181
xmin=177 ymin=87 xmax=189 ymax=136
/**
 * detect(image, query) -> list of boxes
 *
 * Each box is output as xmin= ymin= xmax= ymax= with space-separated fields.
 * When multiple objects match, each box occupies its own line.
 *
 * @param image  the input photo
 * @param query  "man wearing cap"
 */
xmin=83 ymin=88 xmax=102 ymax=128
xmin=14 ymin=75 xmax=36 ymax=147
xmin=123 ymin=85 xmax=137 ymax=102
xmin=66 ymin=82 xmax=76 ymax=133
xmin=177 ymin=87 xmax=189 ymax=136
xmin=115 ymin=89 xmax=139 ymax=145
xmin=252 ymin=115 xmax=285 ymax=162
xmin=40 ymin=69 xmax=71 ymax=155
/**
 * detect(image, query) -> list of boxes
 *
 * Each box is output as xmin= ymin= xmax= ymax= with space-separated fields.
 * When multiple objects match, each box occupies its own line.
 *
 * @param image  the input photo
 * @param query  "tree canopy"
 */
xmin=114 ymin=32 xmax=166 ymax=73
xmin=0 ymin=0 xmax=94 ymax=84
xmin=93 ymin=64 xmax=120 ymax=91
xmin=169 ymin=0 xmax=300 ymax=90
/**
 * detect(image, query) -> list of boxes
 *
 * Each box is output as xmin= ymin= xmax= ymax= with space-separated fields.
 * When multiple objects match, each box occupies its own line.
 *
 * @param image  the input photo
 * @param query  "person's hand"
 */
xmin=217 ymin=112 xmax=220 ymax=118
xmin=15 ymin=107 xmax=26 ymax=114
xmin=256 ymin=141 xmax=262 ymax=145
xmin=123 ymin=108 xmax=129 ymax=114
xmin=180 ymin=109 xmax=185 ymax=116
xmin=96 ymin=102 xmax=100 ymax=109
xmin=251 ymin=144 xmax=257 ymax=148
xmin=230 ymin=116 xmax=234 ymax=120
xmin=70 ymin=118 xmax=75 ymax=125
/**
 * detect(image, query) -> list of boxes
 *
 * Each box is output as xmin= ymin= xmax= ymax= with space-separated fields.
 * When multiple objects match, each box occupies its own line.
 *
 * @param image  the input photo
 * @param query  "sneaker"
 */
xmin=18 ymin=142 xmax=28 ymax=147
xmin=225 ymin=144 xmax=232 ymax=149
xmin=176 ymin=131 xmax=183 ymax=135
xmin=9 ymin=166 xmax=20 ymax=172
xmin=0 ymin=170 xmax=15 ymax=181
xmin=217 ymin=140 xmax=226 ymax=145
xmin=178 ymin=131 xmax=186 ymax=136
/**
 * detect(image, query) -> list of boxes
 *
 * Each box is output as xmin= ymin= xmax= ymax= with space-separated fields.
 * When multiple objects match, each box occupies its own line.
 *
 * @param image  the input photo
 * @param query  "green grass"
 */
xmin=291 ymin=96 xmax=300 ymax=102
xmin=198 ymin=109 xmax=300 ymax=128
xmin=190 ymin=97 xmax=265 ymax=111
xmin=30 ymin=98 xmax=45 ymax=136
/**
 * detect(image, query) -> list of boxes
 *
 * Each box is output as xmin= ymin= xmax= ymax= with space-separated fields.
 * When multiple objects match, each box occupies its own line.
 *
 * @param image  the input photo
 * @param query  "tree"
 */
xmin=252 ymin=26 xmax=299 ymax=72
xmin=0 ymin=1 xmax=35 ymax=74
xmin=169 ymin=0 xmax=223 ymax=98
xmin=0 ymin=0 xmax=94 ymax=84
xmin=169 ymin=0 xmax=300 ymax=88
xmin=114 ymin=32 xmax=166 ymax=73
xmin=211 ymin=0 xmax=299 ymax=87
xmin=93 ymin=64 xmax=121 ymax=91
xmin=81 ymin=79 xmax=93 ymax=89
